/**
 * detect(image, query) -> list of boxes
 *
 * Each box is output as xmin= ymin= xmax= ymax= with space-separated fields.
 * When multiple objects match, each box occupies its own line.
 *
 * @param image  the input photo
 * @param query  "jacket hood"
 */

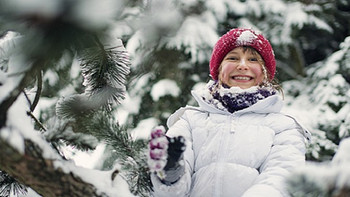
xmin=167 ymin=84 xmax=284 ymax=128
xmin=191 ymin=87 xmax=283 ymax=115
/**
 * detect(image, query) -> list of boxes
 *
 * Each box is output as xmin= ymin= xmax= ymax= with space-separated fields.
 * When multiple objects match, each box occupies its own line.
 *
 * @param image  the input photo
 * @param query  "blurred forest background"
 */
xmin=1 ymin=0 xmax=350 ymax=196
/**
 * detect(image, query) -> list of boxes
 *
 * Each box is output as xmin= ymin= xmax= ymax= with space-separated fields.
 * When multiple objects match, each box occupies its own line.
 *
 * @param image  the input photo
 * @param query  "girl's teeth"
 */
xmin=233 ymin=76 xmax=250 ymax=80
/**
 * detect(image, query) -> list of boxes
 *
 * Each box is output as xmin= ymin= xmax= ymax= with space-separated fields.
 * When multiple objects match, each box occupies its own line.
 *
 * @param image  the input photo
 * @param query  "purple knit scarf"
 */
xmin=202 ymin=81 xmax=276 ymax=113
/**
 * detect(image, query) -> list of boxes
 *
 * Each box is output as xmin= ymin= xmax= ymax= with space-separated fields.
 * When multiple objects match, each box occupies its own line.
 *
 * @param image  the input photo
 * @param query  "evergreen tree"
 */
xmin=284 ymin=35 xmax=350 ymax=196
xmin=1 ymin=0 xmax=350 ymax=196
xmin=119 ymin=0 xmax=350 ymax=162
xmin=115 ymin=0 xmax=350 ymax=195
xmin=0 ymin=0 xmax=152 ymax=196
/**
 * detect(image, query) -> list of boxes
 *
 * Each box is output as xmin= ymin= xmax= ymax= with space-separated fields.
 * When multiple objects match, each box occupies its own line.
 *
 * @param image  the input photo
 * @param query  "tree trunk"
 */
xmin=0 ymin=139 xmax=108 ymax=197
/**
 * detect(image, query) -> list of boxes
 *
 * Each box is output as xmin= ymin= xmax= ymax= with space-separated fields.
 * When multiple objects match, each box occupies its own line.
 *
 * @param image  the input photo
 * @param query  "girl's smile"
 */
xmin=219 ymin=47 xmax=265 ymax=89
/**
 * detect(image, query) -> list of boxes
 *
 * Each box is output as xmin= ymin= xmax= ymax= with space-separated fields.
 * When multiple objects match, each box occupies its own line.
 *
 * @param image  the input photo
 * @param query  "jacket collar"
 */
xmin=166 ymin=89 xmax=283 ymax=128
xmin=191 ymin=88 xmax=283 ymax=115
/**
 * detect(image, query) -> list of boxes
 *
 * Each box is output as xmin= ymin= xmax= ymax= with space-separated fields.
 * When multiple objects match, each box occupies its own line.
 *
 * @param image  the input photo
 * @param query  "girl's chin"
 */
xmin=224 ymin=81 xmax=256 ymax=89
xmin=221 ymin=83 xmax=255 ymax=89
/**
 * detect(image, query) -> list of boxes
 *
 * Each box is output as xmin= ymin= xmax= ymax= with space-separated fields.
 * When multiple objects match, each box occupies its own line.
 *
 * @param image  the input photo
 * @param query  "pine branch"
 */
xmin=56 ymin=94 xmax=98 ymax=120
xmin=26 ymin=111 xmax=47 ymax=131
xmin=44 ymin=117 xmax=99 ymax=151
xmin=0 ymin=61 xmax=40 ymax=128
xmin=43 ymin=108 xmax=152 ymax=196
xmin=0 ymin=171 xmax=27 ymax=197
xmin=0 ymin=139 xmax=111 ymax=197
xmin=79 ymin=37 xmax=130 ymax=109
xmin=55 ymin=36 xmax=131 ymax=125
xmin=89 ymin=113 xmax=152 ymax=196
xmin=30 ymin=70 xmax=42 ymax=112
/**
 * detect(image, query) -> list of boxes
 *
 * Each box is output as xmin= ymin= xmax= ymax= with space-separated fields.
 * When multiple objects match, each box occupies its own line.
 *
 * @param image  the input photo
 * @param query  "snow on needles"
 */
xmin=53 ymin=161 xmax=136 ymax=197
xmin=0 ymin=94 xmax=59 ymax=159
xmin=0 ymin=92 xmax=135 ymax=197
xmin=151 ymin=79 xmax=181 ymax=101
xmin=164 ymin=12 xmax=218 ymax=64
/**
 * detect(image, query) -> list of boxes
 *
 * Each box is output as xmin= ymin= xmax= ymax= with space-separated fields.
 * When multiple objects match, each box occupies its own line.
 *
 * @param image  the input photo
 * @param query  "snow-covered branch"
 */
xmin=287 ymin=138 xmax=350 ymax=196
xmin=0 ymin=85 xmax=133 ymax=197
xmin=0 ymin=138 xmax=118 ymax=197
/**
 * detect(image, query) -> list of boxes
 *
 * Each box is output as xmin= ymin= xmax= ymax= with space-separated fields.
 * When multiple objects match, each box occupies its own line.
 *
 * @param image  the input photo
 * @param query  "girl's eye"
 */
xmin=227 ymin=56 xmax=238 ymax=61
xmin=249 ymin=58 xmax=258 ymax=61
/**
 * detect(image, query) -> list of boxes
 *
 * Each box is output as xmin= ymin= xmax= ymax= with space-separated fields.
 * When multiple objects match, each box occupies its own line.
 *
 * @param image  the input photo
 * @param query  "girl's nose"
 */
xmin=237 ymin=59 xmax=248 ymax=70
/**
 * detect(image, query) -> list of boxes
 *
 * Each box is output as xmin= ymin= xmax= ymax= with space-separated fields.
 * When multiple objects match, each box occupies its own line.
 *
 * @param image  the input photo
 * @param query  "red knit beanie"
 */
xmin=209 ymin=28 xmax=276 ymax=81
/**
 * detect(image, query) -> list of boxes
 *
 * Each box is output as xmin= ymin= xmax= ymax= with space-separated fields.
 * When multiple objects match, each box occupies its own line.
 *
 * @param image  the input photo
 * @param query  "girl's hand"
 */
xmin=148 ymin=126 xmax=169 ymax=175
xmin=148 ymin=126 xmax=186 ymax=182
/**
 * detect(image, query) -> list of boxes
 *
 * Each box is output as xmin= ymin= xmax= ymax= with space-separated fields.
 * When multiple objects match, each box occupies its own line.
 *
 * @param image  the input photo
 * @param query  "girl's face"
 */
xmin=218 ymin=47 xmax=265 ymax=89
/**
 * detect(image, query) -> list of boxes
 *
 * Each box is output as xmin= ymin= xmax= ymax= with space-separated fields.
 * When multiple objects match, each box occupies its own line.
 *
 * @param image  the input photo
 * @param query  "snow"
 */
xmin=131 ymin=117 xmax=158 ymax=140
xmin=308 ymin=15 xmax=333 ymax=32
xmin=308 ymin=50 xmax=342 ymax=78
xmin=312 ymin=75 xmax=347 ymax=107
xmin=0 ymin=71 xmax=22 ymax=104
xmin=120 ymin=93 xmax=141 ymax=114
xmin=236 ymin=30 xmax=258 ymax=45
xmin=146 ymin=0 xmax=182 ymax=34
xmin=0 ymin=69 xmax=6 ymax=84
xmin=53 ymin=160 xmax=135 ymax=197
xmin=224 ymin=0 xmax=248 ymax=16
xmin=338 ymin=104 xmax=350 ymax=138
xmin=262 ymin=0 xmax=286 ymax=14
xmin=205 ymin=0 xmax=227 ymax=22
xmin=0 ymin=93 xmax=136 ymax=196
xmin=341 ymin=36 xmax=350 ymax=49
xmin=72 ymin=0 xmax=125 ymax=29
xmin=281 ymin=34 xmax=350 ymax=161
xmin=282 ymin=81 xmax=340 ymax=159
xmin=1 ymin=0 xmax=349 ymax=196
xmin=128 ymin=0 xmax=218 ymax=64
xmin=285 ymin=3 xmax=308 ymax=29
xmin=0 ymin=88 xmax=134 ymax=196
xmin=178 ymin=0 xmax=197 ymax=7
xmin=43 ymin=70 xmax=59 ymax=86
xmin=11 ymin=188 xmax=40 ymax=197
xmin=0 ymin=31 xmax=20 ymax=58
xmin=0 ymin=128 xmax=25 ymax=154
xmin=62 ymin=144 xmax=106 ymax=169
xmin=0 ymin=94 xmax=59 ymax=159
xmin=291 ymin=138 xmax=350 ymax=194
xmin=116 ymin=93 xmax=141 ymax=125
xmin=165 ymin=12 xmax=218 ymax=63
xmin=0 ymin=34 xmax=31 ymax=103
xmin=151 ymin=79 xmax=181 ymax=101
xmin=332 ymin=138 xmax=350 ymax=164
xmin=0 ymin=70 xmax=24 ymax=103
xmin=192 ymin=82 xmax=206 ymax=92
xmin=2 ymin=0 xmax=61 ymax=18
xmin=126 ymin=0 xmax=183 ymax=62
xmin=292 ymin=162 xmax=343 ymax=192
xmin=116 ymin=74 xmax=152 ymax=120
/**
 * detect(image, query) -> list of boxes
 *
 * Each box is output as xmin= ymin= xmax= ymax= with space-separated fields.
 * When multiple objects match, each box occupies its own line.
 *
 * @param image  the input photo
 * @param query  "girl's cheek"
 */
xmin=220 ymin=72 xmax=229 ymax=81
xmin=251 ymin=66 xmax=263 ymax=77
xmin=219 ymin=64 xmax=231 ymax=80
xmin=220 ymin=63 xmax=235 ymax=75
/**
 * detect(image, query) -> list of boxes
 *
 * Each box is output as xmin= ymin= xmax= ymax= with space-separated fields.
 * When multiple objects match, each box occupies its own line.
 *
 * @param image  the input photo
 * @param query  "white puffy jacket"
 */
xmin=151 ymin=89 xmax=309 ymax=197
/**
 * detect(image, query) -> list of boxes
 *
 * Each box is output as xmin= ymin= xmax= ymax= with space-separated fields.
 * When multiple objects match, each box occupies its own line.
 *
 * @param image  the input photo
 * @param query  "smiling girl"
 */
xmin=219 ymin=47 xmax=265 ymax=89
xmin=148 ymin=28 xmax=310 ymax=197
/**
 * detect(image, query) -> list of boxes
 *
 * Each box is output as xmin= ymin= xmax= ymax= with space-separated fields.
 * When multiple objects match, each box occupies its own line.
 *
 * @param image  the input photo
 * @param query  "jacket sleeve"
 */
xmin=151 ymin=110 xmax=194 ymax=197
xmin=242 ymin=115 xmax=307 ymax=197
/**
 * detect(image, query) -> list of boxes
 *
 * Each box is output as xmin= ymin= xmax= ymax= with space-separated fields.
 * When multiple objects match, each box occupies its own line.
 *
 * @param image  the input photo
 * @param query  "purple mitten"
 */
xmin=148 ymin=126 xmax=186 ymax=185
xmin=148 ymin=126 xmax=169 ymax=178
